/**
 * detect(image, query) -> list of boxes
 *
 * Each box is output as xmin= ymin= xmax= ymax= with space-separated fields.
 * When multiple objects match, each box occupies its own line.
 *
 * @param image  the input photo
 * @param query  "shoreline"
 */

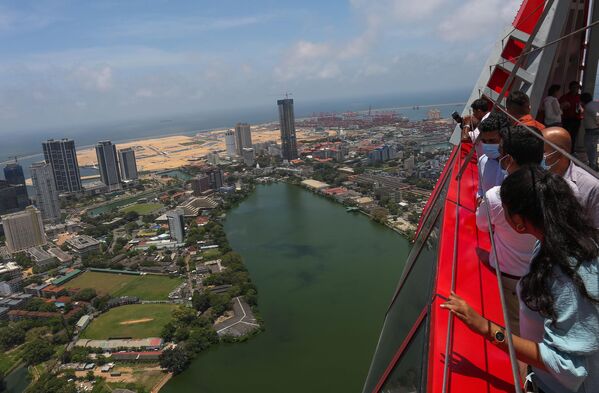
xmin=292 ymin=181 xmax=416 ymax=241
xmin=0 ymin=100 xmax=465 ymax=164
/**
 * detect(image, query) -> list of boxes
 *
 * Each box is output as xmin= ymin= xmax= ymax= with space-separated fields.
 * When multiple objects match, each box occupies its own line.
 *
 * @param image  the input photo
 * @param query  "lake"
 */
xmin=161 ymin=183 xmax=411 ymax=393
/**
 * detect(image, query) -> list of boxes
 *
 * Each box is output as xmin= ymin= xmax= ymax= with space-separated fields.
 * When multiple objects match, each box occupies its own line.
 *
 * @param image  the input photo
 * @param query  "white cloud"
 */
xmin=102 ymin=14 xmax=275 ymax=39
xmin=71 ymin=65 xmax=114 ymax=92
xmin=437 ymin=0 xmax=520 ymax=42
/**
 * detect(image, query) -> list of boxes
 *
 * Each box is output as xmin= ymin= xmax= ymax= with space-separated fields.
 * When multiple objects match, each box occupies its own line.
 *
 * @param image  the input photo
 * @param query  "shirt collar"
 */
xmin=564 ymin=161 xmax=575 ymax=183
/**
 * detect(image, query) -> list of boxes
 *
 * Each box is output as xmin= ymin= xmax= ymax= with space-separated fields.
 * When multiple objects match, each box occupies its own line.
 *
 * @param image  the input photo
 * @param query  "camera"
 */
xmin=451 ymin=111 xmax=463 ymax=125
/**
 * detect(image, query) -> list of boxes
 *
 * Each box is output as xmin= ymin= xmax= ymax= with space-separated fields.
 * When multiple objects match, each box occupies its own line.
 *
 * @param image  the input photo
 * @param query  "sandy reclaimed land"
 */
xmin=76 ymin=125 xmax=328 ymax=172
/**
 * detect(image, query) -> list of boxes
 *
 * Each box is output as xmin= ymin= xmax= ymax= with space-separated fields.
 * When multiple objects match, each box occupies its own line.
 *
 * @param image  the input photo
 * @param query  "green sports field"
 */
xmin=81 ymin=304 xmax=178 ymax=339
xmin=119 ymin=202 xmax=163 ymax=215
xmin=64 ymin=272 xmax=183 ymax=300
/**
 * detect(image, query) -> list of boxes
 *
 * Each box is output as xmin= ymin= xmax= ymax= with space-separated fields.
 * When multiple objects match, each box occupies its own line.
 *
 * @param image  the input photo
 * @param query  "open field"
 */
xmin=75 ymin=126 xmax=327 ymax=172
xmin=64 ymin=272 xmax=183 ymax=300
xmin=113 ymin=274 xmax=184 ymax=300
xmin=81 ymin=304 xmax=177 ymax=339
xmin=119 ymin=202 xmax=163 ymax=215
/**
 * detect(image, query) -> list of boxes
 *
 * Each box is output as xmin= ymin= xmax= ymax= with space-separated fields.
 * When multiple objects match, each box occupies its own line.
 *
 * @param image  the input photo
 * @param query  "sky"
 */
xmin=0 ymin=0 xmax=521 ymax=133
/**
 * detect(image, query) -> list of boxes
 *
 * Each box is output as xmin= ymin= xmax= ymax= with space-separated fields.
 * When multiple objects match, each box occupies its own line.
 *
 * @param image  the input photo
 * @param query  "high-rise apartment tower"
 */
xmin=234 ymin=123 xmax=252 ymax=156
xmin=118 ymin=148 xmax=138 ymax=181
xmin=95 ymin=141 xmax=121 ymax=190
xmin=42 ymin=139 xmax=82 ymax=193
xmin=30 ymin=162 xmax=61 ymax=223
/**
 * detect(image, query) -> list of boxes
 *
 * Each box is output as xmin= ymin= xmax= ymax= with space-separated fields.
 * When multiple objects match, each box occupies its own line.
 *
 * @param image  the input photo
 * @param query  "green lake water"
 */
xmin=162 ymin=183 xmax=410 ymax=393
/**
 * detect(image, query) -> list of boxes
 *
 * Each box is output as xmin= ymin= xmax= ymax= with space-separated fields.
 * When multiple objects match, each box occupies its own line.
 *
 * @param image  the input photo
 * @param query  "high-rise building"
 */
xmin=242 ymin=147 xmax=255 ymax=167
xmin=30 ymin=162 xmax=61 ymax=223
xmin=234 ymin=123 xmax=252 ymax=156
xmin=0 ymin=181 xmax=28 ymax=215
xmin=225 ymin=130 xmax=237 ymax=157
xmin=191 ymin=174 xmax=211 ymax=195
xmin=95 ymin=141 xmax=121 ymax=191
xmin=277 ymin=99 xmax=298 ymax=160
xmin=2 ymin=163 xmax=28 ymax=211
xmin=1 ymin=206 xmax=46 ymax=253
xmin=206 ymin=167 xmax=224 ymax=190
xmin=3 ymin=164 xmax=25 ymax=187
xmin=207 ymin=152 xmax=220 ymax=165
xmin=118 ymin=148 xmax=138 ymax=181
xmin=42 ymin=139 xmax=82 ymax=193
xmin=167 ymin=209 xmax=185 ymax=244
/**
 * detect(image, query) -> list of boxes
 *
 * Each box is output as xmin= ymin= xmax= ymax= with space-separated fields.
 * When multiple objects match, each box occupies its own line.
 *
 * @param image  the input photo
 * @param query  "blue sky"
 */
xmin=0 ymin=0 xmax=520 ymax=132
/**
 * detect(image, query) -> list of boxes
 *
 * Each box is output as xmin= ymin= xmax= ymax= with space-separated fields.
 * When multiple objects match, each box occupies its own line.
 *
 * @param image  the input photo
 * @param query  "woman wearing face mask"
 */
xmin=477 ymin=112 xmax=508 ymax=200
xmin=476 ymin=125 xmax=544 ymax=338
xmin=445 ymin=166 xmax=599 ymax=393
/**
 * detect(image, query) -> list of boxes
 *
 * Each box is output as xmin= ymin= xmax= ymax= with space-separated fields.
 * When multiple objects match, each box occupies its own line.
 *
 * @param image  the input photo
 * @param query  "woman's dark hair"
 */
xmin=500 ymin=165 xmax=599 ymax=321
xmin=548 ymin=84 xmax=560 ymax=96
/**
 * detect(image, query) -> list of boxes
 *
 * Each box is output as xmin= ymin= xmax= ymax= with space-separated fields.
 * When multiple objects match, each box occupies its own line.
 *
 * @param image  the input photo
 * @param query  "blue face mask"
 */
xmin=482 ymin=143 xmax=500 ymax=159
xmin=541 ymin=151 xmax=559 ymax=170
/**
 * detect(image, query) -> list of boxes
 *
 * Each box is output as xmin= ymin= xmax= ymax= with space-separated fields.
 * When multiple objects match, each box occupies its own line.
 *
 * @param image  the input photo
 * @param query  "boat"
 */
xmin=362 ymin=1 xmax=599 ymax=392
xmin=346 ymin=206 xmax=359 ymax=212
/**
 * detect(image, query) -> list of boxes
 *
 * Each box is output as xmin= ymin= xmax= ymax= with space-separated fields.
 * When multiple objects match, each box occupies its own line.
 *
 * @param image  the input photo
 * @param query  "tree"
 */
xmin=13 ymin=252 xmax=33 ymax=268
xmin=24 ymin=373 xmax=77 ymax=393
xmin=192 ymin=291 xmax=210 ymax=313
xmin=0 ymin=326 xmax=25 ymax=350
xmin=73 ymin=288 xmax=97 ymax=301
xmin=371 ymin=207 xmax=390 ymax=224
xmin=21 ymin=339 xmax=54 ymax=365
xmin=159 ymin=347 xmax=189 ymax=374
xmin=161 ymin=322 xmax=176 ymax=342
xmin=186 ymin=327 xmax=218 ymax=354
xmin=124 ymin=211 xmax=140 ymax=221
xmin=124 ymin=221 xmax=139 ymax=234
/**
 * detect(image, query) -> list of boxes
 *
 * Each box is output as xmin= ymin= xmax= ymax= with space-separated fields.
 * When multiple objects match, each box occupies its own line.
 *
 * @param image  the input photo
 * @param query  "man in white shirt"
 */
xmin=581 ymin=92 xmax=599 ymax=170
xmin=542 ymin=126 xmax=599 ymax=227
xmin=476 ymin=125 xmax=544 ymax=335
xmin=476 ymin=112 xmax=507 ymax=199
xmin=461 ymin=98 xmax=491 ymax=158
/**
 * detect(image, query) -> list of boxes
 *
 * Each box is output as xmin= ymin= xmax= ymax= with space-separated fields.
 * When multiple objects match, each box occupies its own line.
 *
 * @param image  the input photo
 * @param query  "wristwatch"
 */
xmin=492 ymin=329 xmax=506 ymax=344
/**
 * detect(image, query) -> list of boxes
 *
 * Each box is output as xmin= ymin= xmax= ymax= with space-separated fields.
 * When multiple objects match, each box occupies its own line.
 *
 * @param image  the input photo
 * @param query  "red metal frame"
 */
xmin=415 ymin=146 xmax=458 ymax=239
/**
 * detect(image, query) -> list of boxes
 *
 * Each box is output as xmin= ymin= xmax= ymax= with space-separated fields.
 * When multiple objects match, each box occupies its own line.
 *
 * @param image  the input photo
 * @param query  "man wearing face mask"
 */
xmin=476 ymin=125 xmax=544 ymax=336
xmin=541 ymin=126 xmax=599 ymax=227
xmin=477 ymin=112 xmax=507 ymax=199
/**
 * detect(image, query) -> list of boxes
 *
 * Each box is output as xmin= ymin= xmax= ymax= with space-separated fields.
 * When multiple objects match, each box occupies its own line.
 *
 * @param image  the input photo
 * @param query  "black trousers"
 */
xmin=562 ymin=118 xmax=581 ymax=153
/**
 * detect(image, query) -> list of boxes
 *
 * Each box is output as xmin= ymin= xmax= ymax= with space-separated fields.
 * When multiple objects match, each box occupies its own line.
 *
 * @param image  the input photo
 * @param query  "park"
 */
xmin=64 ymin=271 xmax=183 ymax=300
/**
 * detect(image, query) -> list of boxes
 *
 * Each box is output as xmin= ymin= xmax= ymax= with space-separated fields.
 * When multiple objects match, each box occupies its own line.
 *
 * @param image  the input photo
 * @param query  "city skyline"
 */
xmin=0 ymin=0 xmax=521 ymax=134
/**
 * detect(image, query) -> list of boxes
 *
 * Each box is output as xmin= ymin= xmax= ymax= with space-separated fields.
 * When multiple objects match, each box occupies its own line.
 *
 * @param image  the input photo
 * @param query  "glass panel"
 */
xmin=362 ymin=188 xmax=445 ymax=393
xmin=362 ymin=148 xmax=458 ymax=393
xmin=379 ymin=321 xmax=427 ymax=393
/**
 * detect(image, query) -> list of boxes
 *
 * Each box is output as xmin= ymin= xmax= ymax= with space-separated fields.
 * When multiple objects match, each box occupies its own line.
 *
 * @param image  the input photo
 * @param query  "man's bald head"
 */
xmin=542 ymin=127 xmax=572 ymax=152
xmin=541 ymin=127 xmax=571 ymax=175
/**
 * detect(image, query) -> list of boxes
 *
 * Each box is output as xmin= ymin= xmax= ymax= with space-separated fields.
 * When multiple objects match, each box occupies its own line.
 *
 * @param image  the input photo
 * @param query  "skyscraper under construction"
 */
xmin=277 ymin=98 xmax=298 ymax=161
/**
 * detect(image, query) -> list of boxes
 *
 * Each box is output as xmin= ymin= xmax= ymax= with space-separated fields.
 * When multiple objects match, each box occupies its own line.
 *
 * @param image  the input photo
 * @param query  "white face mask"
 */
xmin=499 ymin=154 xmax=512 ymax=175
